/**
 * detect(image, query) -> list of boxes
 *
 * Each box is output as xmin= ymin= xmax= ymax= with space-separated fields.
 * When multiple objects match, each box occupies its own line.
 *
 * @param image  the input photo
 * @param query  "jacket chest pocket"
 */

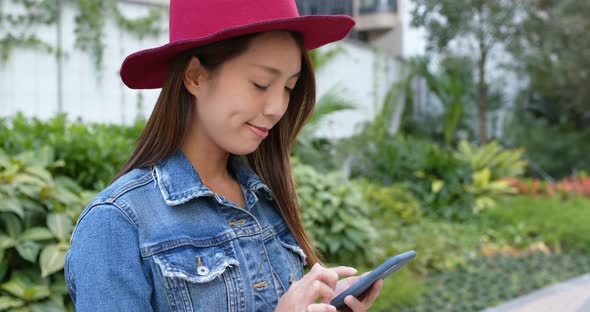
xmin=152 ymin=242 xmax=243 ymax=312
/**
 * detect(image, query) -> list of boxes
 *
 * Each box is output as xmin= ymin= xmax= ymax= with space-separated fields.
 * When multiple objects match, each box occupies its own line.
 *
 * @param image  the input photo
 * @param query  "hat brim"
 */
xmin=120 ymin=15 xmax=355 ymax=89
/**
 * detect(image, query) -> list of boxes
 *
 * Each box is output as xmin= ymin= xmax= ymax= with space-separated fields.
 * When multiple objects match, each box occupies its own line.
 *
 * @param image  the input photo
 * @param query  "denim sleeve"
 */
xmin=64 ymin=203 xmax=153 ymax=311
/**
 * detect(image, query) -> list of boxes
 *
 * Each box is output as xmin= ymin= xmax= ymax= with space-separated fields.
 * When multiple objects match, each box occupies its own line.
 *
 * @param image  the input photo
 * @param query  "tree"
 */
xmin=410 ymin=0 xmax=520 ymax=145
xmin=509 ymin=0 xmax=590 ymax=131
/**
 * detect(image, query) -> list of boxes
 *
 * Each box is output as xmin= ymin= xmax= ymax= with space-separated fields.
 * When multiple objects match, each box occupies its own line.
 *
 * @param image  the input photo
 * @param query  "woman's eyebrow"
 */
xmin=250 ymin=63 xmax=300 ymax=78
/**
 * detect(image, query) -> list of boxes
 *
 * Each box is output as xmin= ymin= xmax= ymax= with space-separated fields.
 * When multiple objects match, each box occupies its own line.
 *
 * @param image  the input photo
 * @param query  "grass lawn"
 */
xmin=481 ymin=195 xmax=590 ymax=254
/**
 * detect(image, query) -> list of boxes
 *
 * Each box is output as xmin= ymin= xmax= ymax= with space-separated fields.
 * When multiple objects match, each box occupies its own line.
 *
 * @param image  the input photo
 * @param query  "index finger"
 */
xmin=327 ymin=266 xmax=358 ymax=278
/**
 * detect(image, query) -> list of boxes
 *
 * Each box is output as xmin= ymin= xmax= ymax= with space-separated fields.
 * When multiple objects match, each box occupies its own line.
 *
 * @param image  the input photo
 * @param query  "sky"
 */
xmin=400 ymin=0 xmax=427 ymax=57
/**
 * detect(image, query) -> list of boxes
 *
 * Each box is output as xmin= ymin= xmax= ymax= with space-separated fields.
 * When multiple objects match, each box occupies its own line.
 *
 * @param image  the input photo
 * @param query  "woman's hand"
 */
xmin=331 ymin=271 xmax=384 ymax=312
xmin=275 ymin=263 xmax=358 ymax=312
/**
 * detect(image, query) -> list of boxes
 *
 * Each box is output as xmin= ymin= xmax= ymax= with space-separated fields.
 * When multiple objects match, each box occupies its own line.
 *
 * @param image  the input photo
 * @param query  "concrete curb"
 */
xmin=482 ymin=273 xmax=590 ymax=312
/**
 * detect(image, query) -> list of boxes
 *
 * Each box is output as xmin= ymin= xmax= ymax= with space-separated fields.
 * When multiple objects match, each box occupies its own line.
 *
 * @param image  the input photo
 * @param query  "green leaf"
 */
xmin=16 ymin=241 xmax=42 ymax=263
xmin=0 ymin=150 xmax=10 ymax=167
xmin=1 ymin=214 xmax=22 ymax=238
xmin=24 ymin=166 xmax=53 ymax=184
xmin=22 ymin=285 xmax=51 ymax=301
xmin=12 ymin=173 xmax=47 ymax=188
xmin=0 ymin=235 xmax=16 ymax=250
xmin=1 ymin=279 xmax=26 ymax=299
xmin=0 ymin=296 xmax=25 ymax=310
xmin=331 ymin=222 xmax=346 ymax=233
xmin=17 ymin=197 xmax=45 ymax=214
xmin=34 ymin=146 xmax=55 ymax=168
xmin=46 ymin=213 xmax=73 ymax=241
xmin=16 ymin=183 xmax=43 ymax=198
xmin=19 ymin=228 xmax=54 ymax=242
xmin=39 ymin=244 xmax=66 ymax=278
xmin=49 ymin=185 xmax=79 ymax=205
xmin=0 ymin=198 xmax=25 ymax=219
xmin=30 ymin=300 xmax=65 ymax=312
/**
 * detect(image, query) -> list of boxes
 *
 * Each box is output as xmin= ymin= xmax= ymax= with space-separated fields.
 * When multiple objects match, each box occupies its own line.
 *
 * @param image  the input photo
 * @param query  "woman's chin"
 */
xmin=226 ymin=143 xmax=261 ymax=156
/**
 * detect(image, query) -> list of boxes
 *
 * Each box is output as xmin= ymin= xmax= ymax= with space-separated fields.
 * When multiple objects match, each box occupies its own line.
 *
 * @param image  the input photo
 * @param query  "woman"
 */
xmin=64 ymin=0 xmax=383 ymax=311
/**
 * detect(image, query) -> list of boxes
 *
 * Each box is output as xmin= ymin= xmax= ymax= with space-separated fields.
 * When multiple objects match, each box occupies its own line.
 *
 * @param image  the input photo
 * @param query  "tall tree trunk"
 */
xmin=478 ymin=46 xmax=488 ymax=145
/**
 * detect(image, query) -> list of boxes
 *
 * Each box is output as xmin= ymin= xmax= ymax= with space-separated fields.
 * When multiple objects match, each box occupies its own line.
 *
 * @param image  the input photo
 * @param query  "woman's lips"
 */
xmin=247 ymin=123 xmax=269 ymax=139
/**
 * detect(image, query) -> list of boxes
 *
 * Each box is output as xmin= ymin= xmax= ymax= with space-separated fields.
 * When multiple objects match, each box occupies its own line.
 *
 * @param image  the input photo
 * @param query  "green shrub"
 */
xmin=347 ymin=133 xmax=476 ymax=221
xmin=293 ymin=159 xmax=377 ymax=265
xmin=387 ymin=220 xmax=480 ymax=276
xmin=347 ymin=133 xmax=529 ymax=220
xmin=503 ymin=112 xmax=590 ymax=179
xmin=408 ymin=144 xmax=474 ymax=220
xmin=455 ymin=140 xmax=526 ymax=212
xmin=358 ymin=181 xmax=427 ymax=265
xmin=0 ymin=147 xmax=93 ymax=311
xmin=347 ymin=134 xmax=435 ymax=186
xmin=0 ymin=113 xmax=144 ymax=191
xmin=455 ymin=140 xmax=527 ymax=180
xmin=360 ymin=181 xmax=422 ymax=226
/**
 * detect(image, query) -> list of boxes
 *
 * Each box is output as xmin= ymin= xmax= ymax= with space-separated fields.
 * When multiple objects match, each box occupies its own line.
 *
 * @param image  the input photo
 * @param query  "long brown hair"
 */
xmin=111 ymin=31 xmax=321 ymax=266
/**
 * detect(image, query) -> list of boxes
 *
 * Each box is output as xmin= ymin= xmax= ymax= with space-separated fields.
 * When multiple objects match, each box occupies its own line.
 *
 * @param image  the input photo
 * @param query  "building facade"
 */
xmin=296 ymin=0 xmax=403 ymax=58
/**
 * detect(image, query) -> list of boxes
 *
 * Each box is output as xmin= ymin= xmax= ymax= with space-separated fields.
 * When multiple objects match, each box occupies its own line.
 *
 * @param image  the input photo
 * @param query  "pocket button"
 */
xmin=196 ymin=256 xmax=210 ymax=276
xmin=197 ymin=266 xmax=210 ymax=276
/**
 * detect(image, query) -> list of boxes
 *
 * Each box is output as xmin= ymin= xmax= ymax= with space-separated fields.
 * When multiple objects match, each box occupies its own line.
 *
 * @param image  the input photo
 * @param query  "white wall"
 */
xmin=0 ymin=1 xmax=167 ymax=124
xmin=314 ymin=41 xmax=402 ymax=138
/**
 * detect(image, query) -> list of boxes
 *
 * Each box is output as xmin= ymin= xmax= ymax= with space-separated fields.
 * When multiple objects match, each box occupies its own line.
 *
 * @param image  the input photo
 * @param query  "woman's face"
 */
xmin=183 ymin=31 xmax=302 ymax=156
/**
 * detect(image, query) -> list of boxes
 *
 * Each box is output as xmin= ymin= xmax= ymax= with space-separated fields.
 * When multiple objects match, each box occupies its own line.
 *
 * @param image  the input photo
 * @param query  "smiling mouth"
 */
xmin=247 ymin=123 xmax=269 ymax=139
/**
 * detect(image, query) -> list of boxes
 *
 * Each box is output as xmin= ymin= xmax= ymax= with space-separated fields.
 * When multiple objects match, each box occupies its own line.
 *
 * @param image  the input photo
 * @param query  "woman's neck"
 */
xmin=180 ymin=134 xmax=233 ymax=185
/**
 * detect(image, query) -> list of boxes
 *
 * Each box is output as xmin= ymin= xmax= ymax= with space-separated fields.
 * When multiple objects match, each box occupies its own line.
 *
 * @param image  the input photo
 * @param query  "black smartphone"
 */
xmin=330 ymin=250 xmax=417 ymax=311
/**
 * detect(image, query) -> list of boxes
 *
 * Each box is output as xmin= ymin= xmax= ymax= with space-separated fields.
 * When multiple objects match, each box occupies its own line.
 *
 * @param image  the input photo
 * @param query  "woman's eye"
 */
xmin=253 ymin=82 xmax=293 ymax=94
xmin=253 ymin=83 xmax=268 ymax=90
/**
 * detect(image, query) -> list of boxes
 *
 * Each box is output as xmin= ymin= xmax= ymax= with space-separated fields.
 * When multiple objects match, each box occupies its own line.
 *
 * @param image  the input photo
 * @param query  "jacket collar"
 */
xmin=152 ymin=149 xmax=272 ymax=206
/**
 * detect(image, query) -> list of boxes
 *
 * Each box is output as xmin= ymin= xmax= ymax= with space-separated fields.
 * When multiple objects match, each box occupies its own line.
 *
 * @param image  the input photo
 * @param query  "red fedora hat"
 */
xmin=120 ymin=0 xmax=356 ymax=89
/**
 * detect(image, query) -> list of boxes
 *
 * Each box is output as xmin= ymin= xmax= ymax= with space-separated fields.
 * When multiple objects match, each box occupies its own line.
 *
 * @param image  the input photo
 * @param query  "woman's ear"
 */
xmin=183 ymin=56 xmax=209 ymax=97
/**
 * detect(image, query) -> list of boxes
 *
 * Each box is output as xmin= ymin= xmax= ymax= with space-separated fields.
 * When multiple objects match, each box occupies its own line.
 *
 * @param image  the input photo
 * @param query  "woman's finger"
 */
xmin=308 ymin=263 xmax=356 ymax=290
xmin=307 ymin=263 xmax=339 ymax=290
xmin=306 ymin=303 xmax=337 ymax=312
xmin=311 ymin=280 xmax=334 ymax=303
xmin=360 ymin=278 xmax=384 ymax=305
xmin=328 ymin=266 xmax=358 ymax=278
xmin=344 ymin=295 xmax=365 ymax=311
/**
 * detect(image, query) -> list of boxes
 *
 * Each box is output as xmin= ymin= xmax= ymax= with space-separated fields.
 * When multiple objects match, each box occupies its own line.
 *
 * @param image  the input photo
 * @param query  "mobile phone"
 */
xmin=330 ymin=250 xmax=417 ymax=311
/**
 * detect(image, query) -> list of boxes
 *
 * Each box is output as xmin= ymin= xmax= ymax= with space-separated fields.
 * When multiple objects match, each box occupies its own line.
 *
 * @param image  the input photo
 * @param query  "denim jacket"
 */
xmin=64 ymin=149 xmax=307 ymax=312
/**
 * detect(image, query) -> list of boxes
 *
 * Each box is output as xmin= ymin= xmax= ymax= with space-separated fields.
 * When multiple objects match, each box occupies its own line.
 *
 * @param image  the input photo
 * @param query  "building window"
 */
xmin=359 ymin=0 xmax=397 ymax=13
xmin=296 ymin=0 xmax=353 ymax=16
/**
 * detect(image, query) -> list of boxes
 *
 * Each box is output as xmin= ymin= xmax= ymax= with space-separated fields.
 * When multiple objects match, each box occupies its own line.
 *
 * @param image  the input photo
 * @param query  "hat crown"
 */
xmin=170 ymin=0 xmax=300 ymax=42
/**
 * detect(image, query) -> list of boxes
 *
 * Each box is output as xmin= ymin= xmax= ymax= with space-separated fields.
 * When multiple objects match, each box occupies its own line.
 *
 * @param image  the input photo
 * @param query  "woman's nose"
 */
xmin=263 ymin=87 xmax=289 ymax=118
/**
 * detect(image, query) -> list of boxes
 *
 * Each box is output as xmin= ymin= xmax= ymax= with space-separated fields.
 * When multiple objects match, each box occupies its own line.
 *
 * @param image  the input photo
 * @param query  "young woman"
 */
xmin=64 ymin=0 xmax=383 ymax=311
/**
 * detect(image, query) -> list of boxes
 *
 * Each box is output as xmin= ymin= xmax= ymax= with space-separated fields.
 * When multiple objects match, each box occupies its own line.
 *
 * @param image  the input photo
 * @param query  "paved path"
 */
xmin=482 ymin=274 xmax=590 ymax=312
